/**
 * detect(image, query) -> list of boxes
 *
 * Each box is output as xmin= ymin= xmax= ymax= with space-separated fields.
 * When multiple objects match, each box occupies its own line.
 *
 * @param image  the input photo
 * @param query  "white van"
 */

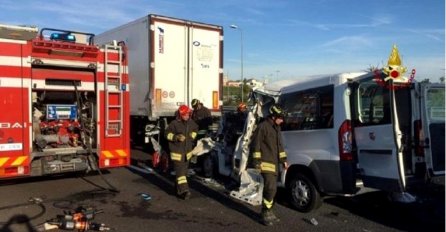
xmin=246 ymin=71 xmax=445 ymax=212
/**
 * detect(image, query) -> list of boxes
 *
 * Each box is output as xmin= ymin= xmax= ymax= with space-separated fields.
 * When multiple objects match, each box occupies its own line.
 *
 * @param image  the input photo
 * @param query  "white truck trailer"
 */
xmin=95 ymin=14 xmax=223 ymax=158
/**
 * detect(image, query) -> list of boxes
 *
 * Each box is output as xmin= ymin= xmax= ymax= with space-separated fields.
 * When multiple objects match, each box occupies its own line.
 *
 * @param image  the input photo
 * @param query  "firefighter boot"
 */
xmin=181 ymin=191 xmax=191 ymax=200
xmin=269 ymin=209 xmax=280 ymax=223
xmin=260 ymin=208 xmax=274 ymax=226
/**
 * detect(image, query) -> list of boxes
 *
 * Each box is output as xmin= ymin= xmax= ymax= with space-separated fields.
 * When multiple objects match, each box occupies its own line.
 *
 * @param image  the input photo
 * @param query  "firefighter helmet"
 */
xmin=178 ymin=105 xmax=191 ymax=116
xmin=237 ymin=102 xmax=247 ymax=112
xmin=269 ymin=104 xmax=285 ymax=118
xmin=191 ymin=99 xmax=200 ymax=108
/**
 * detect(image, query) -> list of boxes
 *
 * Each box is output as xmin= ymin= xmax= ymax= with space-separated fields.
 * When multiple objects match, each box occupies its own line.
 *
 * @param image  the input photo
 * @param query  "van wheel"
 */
xmin=288 ymin=173 xmax=322 ymax=212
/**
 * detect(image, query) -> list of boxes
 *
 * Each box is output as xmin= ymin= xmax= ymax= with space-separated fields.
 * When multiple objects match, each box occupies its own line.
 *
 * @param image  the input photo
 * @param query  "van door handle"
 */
xmin=369 ymin=132 xmax=376 ymax=140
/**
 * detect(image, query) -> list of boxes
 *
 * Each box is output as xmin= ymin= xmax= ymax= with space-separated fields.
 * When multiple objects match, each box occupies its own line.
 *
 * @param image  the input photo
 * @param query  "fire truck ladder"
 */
xmin=104 ymin=43 xmax=123 ymax=137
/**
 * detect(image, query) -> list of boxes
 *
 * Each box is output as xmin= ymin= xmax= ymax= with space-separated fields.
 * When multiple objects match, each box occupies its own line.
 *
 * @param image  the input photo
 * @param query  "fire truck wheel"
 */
xmin=288 ymin=173 xmax=322 ymax=213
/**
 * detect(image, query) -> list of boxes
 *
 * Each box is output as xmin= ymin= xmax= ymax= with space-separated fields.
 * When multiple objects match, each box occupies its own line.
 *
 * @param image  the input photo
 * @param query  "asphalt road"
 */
xmin=0 ymin=149 xmax=443 ymax=232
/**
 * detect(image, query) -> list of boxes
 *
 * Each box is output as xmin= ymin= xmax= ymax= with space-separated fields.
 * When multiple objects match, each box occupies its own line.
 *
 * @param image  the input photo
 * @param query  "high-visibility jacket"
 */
xmin=252 ymin=118 xmax=287 ymax=175
xmin=165 ymin=119 xmax=199 ymax=162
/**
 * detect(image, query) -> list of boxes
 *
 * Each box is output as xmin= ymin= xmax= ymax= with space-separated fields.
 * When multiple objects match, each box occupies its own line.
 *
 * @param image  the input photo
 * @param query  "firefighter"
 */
xmin=235 ymin=102 xmax=248 ymax=129
xmin=252 ymin=104 xmax=288 ymax=226
xmin=165 ymin=105 xmax=199 ymax=200
xmin=220 ymin=102 xmax=248 ymax=145
xmin=191 ymin=99 xmax=212 ymax=137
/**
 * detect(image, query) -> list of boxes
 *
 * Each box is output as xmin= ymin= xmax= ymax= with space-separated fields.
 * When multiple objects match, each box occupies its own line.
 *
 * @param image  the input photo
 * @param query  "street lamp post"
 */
xmin=230 ymin=24 xmax=244 ymax=103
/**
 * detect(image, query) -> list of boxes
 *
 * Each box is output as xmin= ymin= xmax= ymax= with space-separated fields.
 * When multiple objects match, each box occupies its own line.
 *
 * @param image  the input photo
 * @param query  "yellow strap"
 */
xmin=263 ymin=199 xmax=274 ymax=209
xmin=191 ymin=132 xmax=197 ymax=139
xmin=167 ymin=133 xmax=175 ymax=141
xmin=177 ymin=176 xmax=187 ymax=184
xmin=253 ymin=152 xmax=261 ymax=159
xmin=170 ymin=153 xmax=182 ymax=161
xmin=260 ymin=162 xmax=276 ymax=172
xmin=279 ymin=152 xmax=287 ymax=159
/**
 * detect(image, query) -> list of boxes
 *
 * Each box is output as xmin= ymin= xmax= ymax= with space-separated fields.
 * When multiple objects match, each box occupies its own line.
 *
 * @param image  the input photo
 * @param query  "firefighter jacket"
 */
xmin=191 ymin=104 xmax=212 ymax=131
xmin=166 ymin=119 xmax=199 ymax=162
xmin=252 ymin=118 xmax=287 ymax=175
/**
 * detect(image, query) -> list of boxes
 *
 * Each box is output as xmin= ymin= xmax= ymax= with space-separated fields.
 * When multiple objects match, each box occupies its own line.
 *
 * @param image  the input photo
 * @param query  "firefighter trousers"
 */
xmin=262 ymin=173 xmax=277 ymax=210
xmin=173 ymin=160 xmax=189 ymax=195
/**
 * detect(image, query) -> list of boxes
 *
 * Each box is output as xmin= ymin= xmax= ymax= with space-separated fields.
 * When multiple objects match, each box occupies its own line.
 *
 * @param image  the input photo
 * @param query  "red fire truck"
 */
xmin=0 ymin=24 xmax=130 ymax=179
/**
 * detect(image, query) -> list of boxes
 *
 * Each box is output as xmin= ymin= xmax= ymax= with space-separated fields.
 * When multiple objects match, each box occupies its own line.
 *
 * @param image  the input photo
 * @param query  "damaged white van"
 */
xmin=232 ymin=46 xmax=445 ymax=212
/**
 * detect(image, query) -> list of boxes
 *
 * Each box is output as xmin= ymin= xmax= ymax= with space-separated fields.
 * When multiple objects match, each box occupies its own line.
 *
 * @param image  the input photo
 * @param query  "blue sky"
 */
xmin=1 ymin=0 xmax=444 ymax=82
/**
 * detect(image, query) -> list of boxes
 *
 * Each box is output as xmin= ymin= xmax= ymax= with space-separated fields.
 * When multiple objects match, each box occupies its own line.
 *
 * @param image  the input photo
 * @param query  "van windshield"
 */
xmin=426 ymin=88 xmax=445 ymax=122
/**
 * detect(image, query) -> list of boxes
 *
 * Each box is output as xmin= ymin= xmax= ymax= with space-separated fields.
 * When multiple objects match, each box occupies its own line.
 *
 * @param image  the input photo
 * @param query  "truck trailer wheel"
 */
xmin=288 ymin=173 xmax=322 ymax=212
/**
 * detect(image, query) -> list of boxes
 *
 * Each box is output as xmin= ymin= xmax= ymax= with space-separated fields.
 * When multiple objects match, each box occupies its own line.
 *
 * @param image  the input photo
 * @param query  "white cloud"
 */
xmin=321 ymin=35 xmax=373 ymax=53
xmin=406 ymin=28 xmax=445 ymax=42
xmin=287 ymin=15 xmax=392 ymax=31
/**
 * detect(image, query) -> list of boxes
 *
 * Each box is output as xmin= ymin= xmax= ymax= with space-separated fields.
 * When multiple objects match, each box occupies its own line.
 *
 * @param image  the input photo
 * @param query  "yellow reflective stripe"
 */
xmin=171 ymin=153 xmax=182 ymax=161
xmin=260 ymin=162 xmax=276 ymax=172
xmin=186 ymin=152 xmax=193 ymax=160
xmin=279 ymin=152 xmax=287 ymax=159
xmin=177 ymin=176 xmax=188 ymax=184
xmin=11 ymin=156 xmax=27 ymax=166
xmin=191 ymin=132 xmax=197 ymax=139
xmin=253 ymin=152 xmax=261 ymax=159
xmin=167 ymin=133 xmax=175 ymax=141
xmin=116 ymin=149 xmax=127 ymax=157
xmin=102 ymin=151 xmax=114 ymax=158
xmin=0 ymin=157 xmax=9 ymax=167
xmin=263 ymin=198 xmax=274 ymax=209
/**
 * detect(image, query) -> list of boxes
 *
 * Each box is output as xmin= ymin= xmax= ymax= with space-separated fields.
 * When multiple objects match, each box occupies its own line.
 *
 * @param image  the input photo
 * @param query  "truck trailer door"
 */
xmin=189 ymin=25 xmax=222 ymax=111
xmin=419 ymin=83 xmax=445 ymax=177
xmin=152 ymin=19 xmax=188 ymax=112
xmin=352 ymin=77 xmax=406 ymax=192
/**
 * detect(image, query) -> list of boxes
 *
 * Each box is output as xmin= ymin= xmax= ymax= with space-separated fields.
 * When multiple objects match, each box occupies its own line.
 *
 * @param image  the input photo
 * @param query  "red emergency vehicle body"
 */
xmin=0 ymin=26 xmax=130 ymax=179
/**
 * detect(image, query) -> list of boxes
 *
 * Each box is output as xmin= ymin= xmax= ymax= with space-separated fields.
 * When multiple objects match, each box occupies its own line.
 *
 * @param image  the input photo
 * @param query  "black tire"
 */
xmin=288 ymin=173 xmax=322 ymax=213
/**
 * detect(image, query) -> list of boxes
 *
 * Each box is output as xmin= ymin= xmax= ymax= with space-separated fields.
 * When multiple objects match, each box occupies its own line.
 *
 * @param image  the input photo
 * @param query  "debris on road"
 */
xmin=37 ymin=206 xmax=110 ymax=231
xmin=140 ymin=193 xmax=152 ymax=201
xmin=303 ymin=217 xmax=319 ymax=226
xmin=310 ymin=217 xmax=318 ymax=226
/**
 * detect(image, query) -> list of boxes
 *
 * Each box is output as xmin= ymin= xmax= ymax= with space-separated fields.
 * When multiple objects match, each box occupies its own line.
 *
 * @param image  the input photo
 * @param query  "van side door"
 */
xmin=419 ymin=83 xmax=445 ymax=177
xmin=351 ymin=77 xmax=406 ymax=192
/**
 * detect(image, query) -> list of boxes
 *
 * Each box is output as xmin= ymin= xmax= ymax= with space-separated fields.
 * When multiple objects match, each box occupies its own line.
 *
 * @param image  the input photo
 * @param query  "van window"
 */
xmin=279 ymin=85 xmax=334 ymax=131
xmin=426 ymin=88 xmax=445 ymax=122
xmin=354 ymin=80 xmax=391 ymax=126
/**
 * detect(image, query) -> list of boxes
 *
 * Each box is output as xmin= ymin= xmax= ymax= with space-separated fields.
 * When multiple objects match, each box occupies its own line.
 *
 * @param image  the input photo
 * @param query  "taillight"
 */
xmin=155 ymin=88 xmax=162 ymax=105
xmin=212 ymin=91 xmax=219 ymax=110
xmin=414 ymin=120 xmax=424 ymax=157
xmin=338 ymin=120 xmax=353 ymax=161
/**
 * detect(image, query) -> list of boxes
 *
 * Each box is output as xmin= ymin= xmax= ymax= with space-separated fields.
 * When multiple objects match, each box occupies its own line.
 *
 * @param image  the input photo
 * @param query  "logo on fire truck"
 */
xmin=0 ymin=122 xmax=25 ymax=129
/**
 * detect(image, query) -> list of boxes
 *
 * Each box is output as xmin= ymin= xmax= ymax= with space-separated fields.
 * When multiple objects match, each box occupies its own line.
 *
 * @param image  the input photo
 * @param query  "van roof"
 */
xmin=255 ymin=72 xmax=367 ymax=95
